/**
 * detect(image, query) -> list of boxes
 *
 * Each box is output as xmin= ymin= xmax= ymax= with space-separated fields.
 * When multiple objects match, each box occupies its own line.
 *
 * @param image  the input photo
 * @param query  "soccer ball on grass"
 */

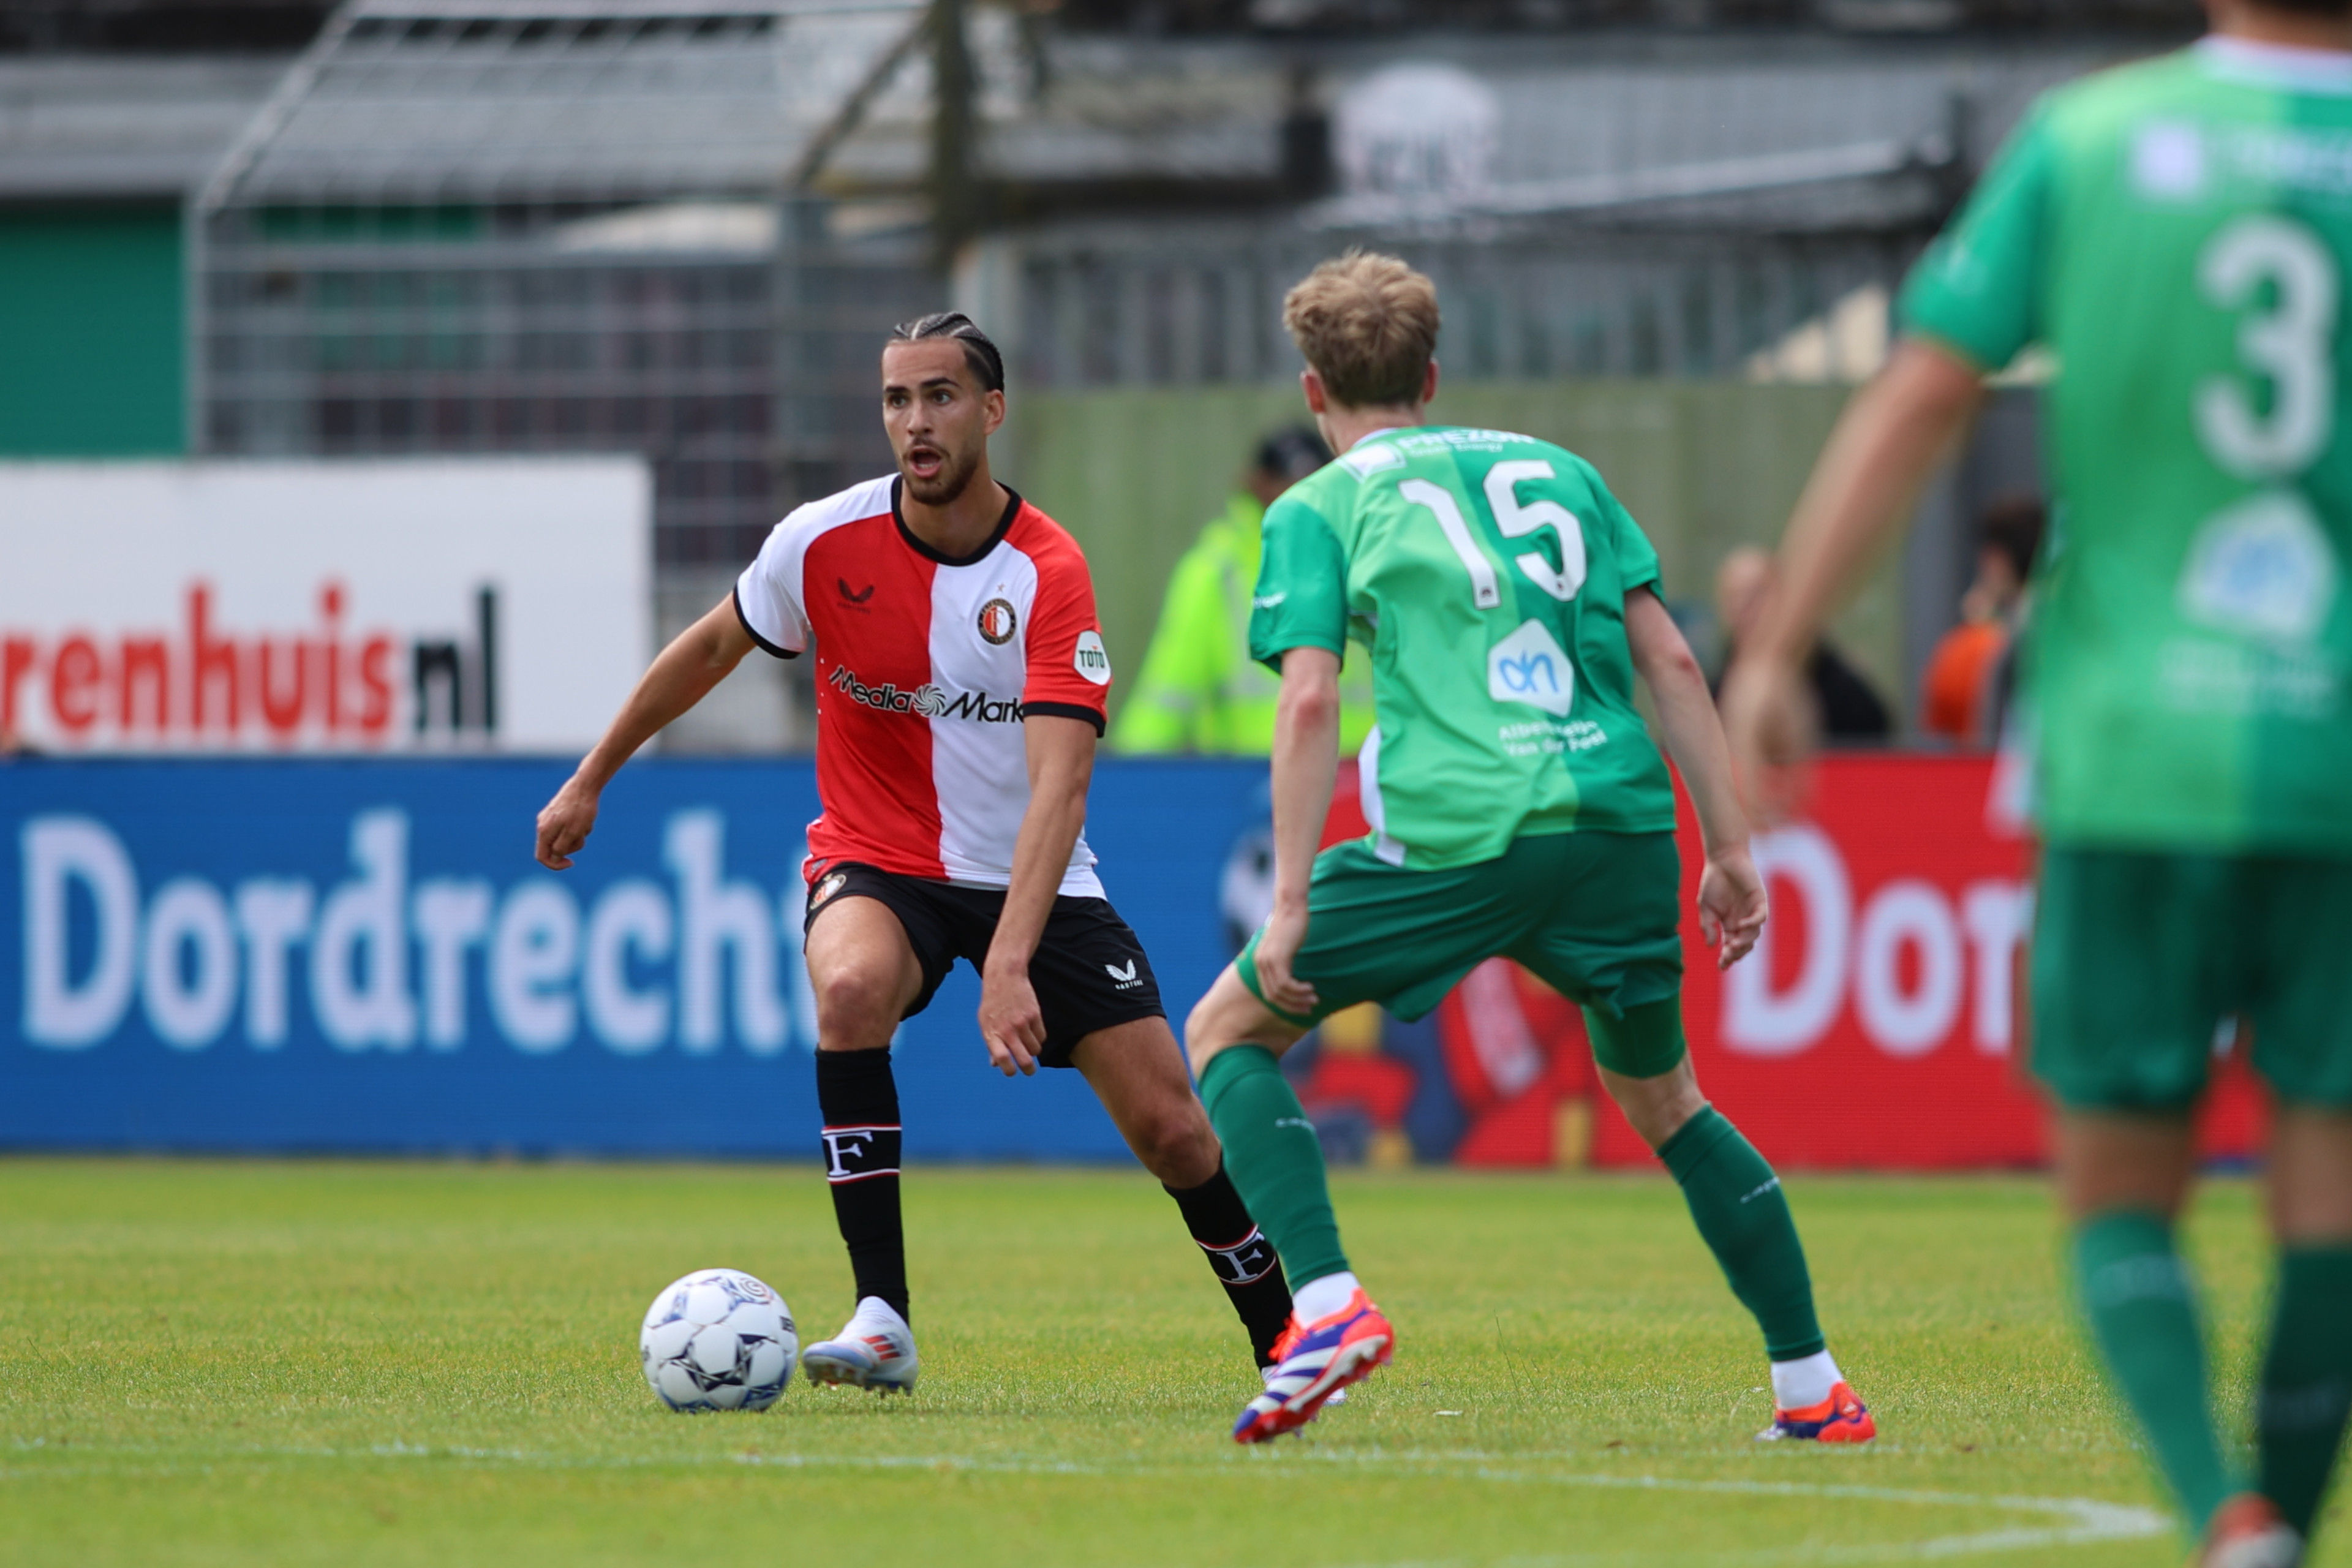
xmin=639 ymin=1268 xmax=797 ymax=1412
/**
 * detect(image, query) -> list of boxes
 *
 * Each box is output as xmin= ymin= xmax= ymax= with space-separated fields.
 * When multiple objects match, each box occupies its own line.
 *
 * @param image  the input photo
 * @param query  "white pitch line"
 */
xmin=2 ymin=1439 xmax=2170 ymax=1559
xmin=1280 ymin=1453 xmax=2168 ymax=1561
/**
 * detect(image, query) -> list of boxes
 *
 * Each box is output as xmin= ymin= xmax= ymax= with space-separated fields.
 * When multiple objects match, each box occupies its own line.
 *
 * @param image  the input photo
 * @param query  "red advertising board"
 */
xmin=1602 ymin=754 xmax=2041 ymax=1169
xmin=1301 ymin=754 xmax=2266 ymax=1172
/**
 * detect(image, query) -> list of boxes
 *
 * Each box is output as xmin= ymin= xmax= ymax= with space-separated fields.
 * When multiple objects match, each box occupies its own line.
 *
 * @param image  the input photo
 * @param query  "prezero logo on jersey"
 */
xmin=0 ymin=460 xmax=649 ymax=753
xmin=827 ymin=665 xmax=1020 ymax=723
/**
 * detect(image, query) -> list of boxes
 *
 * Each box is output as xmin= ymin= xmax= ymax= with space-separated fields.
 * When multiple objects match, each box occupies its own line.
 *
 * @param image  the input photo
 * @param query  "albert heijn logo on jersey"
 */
xmin=976 ymin=597 xmax=1019 ymax=646
xmin=1488 ymin=619 xmax=1576 ymax=716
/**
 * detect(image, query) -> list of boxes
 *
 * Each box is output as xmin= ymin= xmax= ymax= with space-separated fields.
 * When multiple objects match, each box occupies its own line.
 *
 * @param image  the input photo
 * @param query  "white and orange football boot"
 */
xmin=802 ymin=1296 xmax=919 ymax=1394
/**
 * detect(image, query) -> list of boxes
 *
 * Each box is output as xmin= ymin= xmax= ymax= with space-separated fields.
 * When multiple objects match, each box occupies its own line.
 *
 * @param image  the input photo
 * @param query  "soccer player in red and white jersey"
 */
xmin=535 ymin=312 xmax=1294 ymax=1395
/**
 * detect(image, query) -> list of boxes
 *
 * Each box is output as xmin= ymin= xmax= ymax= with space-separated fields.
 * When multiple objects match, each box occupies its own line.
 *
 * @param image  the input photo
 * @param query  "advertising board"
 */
xmin=0 ymin=757 xmax=1262 ymax=1159
xmin=1289 ymin=756 xmax=2266 ymax=1172
xmin=0 ymin=461 xmax=650 ymax=755
xmin=1 ymin=753 xmax=2266 ymax=1166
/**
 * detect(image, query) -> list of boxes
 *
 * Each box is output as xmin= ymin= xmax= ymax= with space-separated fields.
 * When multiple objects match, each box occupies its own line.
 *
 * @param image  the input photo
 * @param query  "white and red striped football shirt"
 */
xmin=734 ymin=476 xmax=1114 ymax=897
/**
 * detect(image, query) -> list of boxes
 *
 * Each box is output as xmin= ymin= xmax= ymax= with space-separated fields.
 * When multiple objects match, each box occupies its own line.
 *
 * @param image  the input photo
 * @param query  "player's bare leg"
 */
xmin=801 ymin=895 xmax=925 ymax=1393
xmin=1072 ymin=1017 xmax=1220 ymax=1188
xmin=1599 ymin=1046 xmax=1870 ymax=1441
xmin=1599 ymin=1057 xmax=1706 ymax=1147
xmin=1189 ymin=968 xmax=1392 ymax=1442
xmin=1071 ymin=1016 xmax=1299 ymax=1374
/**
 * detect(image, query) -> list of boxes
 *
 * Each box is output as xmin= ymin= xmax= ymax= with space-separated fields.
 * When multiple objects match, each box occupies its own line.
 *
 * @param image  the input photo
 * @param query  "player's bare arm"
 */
xmin=978 ymin=713 xmax=1098 ymax=1077
xmin=535 ymin=597 xmax=756 ymax=869
xmin=1255 ymin=645 xmax=1342 ymax=1017
xmin=1719 ymin=339 xmax=1985 ymax=816
xmin=1624 ymin=589 xmax=1767 ymax=970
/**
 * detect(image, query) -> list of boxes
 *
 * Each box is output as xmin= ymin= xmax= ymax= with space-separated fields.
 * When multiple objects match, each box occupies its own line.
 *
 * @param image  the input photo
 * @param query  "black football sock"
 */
xmin=816 ymin=1047 xmax=908 ymax=1324
xmin=1167 ymin=1158 xmax=1293 ymax=1367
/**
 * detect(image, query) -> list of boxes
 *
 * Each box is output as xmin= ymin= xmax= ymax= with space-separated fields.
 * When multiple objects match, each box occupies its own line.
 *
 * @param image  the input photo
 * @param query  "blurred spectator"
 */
xmin=1710 ymin=546 xmax=1891 ymax=742
xmin=1112 ymin=427 xmax=1377 ymax=755
xmin=1920 ymin=495 xmax=2044 ymax=746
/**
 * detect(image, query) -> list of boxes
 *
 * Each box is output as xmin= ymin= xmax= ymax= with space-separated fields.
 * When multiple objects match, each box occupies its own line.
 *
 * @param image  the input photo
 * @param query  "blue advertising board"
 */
xmin=1 ymin=758 xmax=1268 ymax=1159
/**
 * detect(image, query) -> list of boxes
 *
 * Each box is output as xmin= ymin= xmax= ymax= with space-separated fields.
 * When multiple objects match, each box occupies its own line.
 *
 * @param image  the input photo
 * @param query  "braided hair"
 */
xmin=888 ymin=311 xmax=1006 ymax=393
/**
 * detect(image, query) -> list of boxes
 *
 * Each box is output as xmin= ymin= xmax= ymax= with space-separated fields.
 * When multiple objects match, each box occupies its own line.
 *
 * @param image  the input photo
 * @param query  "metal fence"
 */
xmin=190 ymin=0 xmax=937 ymax=570
xmin=1006 ymin=222 xmax=1921 ymax=389
xmin=197 ymin=200 xmax=930 ymax=568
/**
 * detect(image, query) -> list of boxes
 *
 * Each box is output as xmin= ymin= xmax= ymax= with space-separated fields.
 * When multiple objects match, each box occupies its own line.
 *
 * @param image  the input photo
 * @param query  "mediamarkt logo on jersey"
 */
xmin=829 ymin=663 xmax=1021 ymax=724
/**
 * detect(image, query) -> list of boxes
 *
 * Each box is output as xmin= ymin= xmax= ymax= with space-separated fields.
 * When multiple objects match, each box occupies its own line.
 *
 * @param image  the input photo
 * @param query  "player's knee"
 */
xmin=810 ymin=960 xmax=903 ymax=1038
xmin=1134 ymin=1102 xmax=1218 ymax=1186
xmin=1601 ymin=1061 xmax=1706 ymax=1150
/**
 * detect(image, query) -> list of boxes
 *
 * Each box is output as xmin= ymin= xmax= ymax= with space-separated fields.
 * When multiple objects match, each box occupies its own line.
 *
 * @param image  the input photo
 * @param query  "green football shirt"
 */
xmin=1249 ymin=424 xmax=1678 ymax=870
xmin=1901 ymin=38 xmax=2352 ymax=854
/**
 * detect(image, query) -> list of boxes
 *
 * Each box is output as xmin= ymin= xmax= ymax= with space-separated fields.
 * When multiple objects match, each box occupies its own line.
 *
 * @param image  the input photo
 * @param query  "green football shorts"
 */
xmin=2031 ymin=845 xmax=2352 ymax=1111
xmin=1235 ymin=829 xmax=1687 ymax=1078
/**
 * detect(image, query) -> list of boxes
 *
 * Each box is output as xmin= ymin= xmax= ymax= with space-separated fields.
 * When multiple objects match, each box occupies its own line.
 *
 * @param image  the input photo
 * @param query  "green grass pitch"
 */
xmin=1 ymin=1159 xmax=2342 ymax=1567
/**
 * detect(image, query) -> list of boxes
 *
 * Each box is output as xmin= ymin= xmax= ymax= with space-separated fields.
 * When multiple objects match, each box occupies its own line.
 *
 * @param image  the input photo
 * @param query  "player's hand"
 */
xmin=978 ymin=962 xmax=1045 ymax=1077
xmin=1718 ymin=654 xmax=1818 ymax=826
xmin=1252 ymin=900 xmax=1319 ymax=1017
xmin=535 ymin=776 xmax=600 ymax=869
xmin=1697 ymin=843 xmax=1769 ymax=971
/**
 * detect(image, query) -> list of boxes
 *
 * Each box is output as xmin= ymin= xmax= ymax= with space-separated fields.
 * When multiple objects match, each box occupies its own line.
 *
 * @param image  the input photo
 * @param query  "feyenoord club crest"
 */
xmin=976 ymin=597 xmax=1018 ymax=645
xmin=811 ymin=870 xmax=848 ymax=907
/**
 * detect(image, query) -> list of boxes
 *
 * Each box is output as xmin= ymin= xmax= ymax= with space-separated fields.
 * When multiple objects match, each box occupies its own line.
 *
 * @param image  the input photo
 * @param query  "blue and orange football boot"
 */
xmin=1232 ymin=1289 xmax=1393 ymax=1444
xmin=1756 ymin=1381 xmax=1875 ymax=1443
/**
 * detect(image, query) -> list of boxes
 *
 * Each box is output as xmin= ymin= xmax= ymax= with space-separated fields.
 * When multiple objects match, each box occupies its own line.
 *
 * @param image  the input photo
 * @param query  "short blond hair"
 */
xmin=1281 ymin=251 xmax=1439 ymax=409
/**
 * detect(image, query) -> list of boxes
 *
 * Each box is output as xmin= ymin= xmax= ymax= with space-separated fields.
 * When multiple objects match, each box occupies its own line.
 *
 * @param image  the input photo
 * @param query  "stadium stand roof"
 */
xmin=0 ymin=56 xmax=283 ymax=198
xmin=196 ymin=0 xmax=925 ymax=212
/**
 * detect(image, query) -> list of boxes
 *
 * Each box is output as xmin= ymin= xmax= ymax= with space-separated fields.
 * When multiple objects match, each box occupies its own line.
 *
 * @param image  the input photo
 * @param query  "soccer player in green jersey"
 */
xmin=1184 ymin=252 xmax=1874 ymax=1447
xmin=1724 ymin=4 xmax=2352 ymax=1562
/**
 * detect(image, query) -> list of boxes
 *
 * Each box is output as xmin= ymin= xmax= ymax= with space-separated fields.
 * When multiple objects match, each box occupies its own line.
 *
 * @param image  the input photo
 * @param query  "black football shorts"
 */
xmin=802 ymin=862 xmax=1165 ymax=1068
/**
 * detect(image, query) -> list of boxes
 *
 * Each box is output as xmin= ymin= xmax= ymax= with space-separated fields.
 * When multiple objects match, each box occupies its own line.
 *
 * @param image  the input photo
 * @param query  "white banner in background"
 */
xmin=0 ymin=459 xmax=650 ymax=753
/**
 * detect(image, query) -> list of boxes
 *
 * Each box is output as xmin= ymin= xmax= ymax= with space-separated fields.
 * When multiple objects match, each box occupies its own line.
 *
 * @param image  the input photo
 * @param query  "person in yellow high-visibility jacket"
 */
xmin=1113 ymin=428 xmax=1376 ymax=755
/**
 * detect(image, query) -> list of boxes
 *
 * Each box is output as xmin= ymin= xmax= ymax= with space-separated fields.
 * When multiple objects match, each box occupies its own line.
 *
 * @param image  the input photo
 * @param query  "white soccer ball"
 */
xmin=639 ymin=1268 xmax=797 ymax=1412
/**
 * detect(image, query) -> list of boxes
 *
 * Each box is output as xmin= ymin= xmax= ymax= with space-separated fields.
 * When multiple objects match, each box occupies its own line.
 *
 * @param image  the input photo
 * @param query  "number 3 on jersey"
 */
xmin=1399 ymin=462 xmax=1588 ymax=607
xmin=2197 ymin=213 xmax=2339 ymax=480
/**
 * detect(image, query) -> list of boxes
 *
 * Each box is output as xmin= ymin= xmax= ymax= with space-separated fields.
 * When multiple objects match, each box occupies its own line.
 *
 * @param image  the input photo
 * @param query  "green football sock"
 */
xmin=1197 ymin=1045 xmax=1350 ymax=1288
xmin=2073 ymin=1211 xmax=2236 ymax=1534
xmin=1656 ymin=1106 xmax=1825 ymax=1362
xmin=2256 ymin=1246 xmax=2352 ymax=1537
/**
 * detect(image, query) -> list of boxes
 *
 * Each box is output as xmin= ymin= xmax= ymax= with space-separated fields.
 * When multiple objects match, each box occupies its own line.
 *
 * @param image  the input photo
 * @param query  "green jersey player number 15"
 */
xmin=1250 ymin=426 xmax=1678 ymax=872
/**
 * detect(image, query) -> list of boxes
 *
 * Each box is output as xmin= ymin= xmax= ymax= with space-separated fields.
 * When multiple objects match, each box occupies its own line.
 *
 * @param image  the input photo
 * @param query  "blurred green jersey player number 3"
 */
xmin=1901 ymin=47 xmax=2352 ymax=851
xmin=1249 ymin=426 xmax=1677 ymax=871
